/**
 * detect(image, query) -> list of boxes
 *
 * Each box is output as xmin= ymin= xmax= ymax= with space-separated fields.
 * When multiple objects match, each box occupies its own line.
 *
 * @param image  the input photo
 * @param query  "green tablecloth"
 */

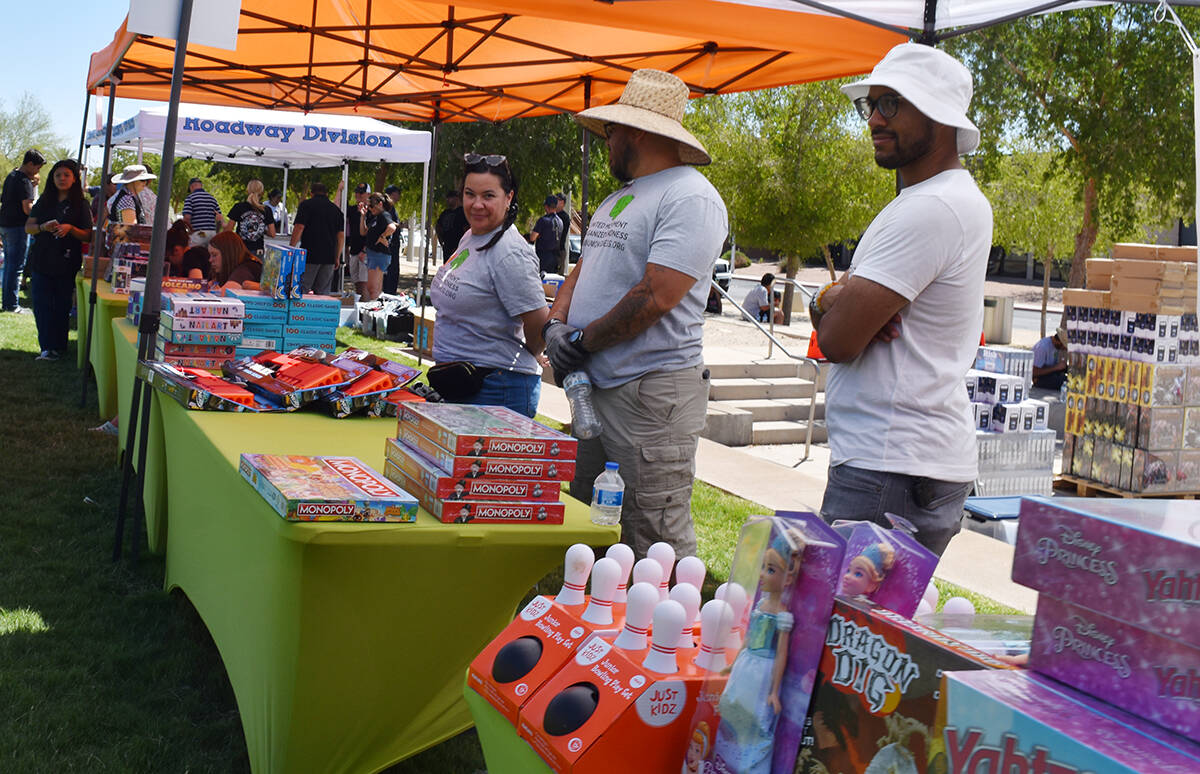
xmin=112 ymin=319 xmax=617 ymax=772
xmin=76 ymin=276 xmax=128 ymax=418
xmin=464 ymin=675 xmax=553 ymax=774
xmin=113 ymin=319 xmax=168 ymax=553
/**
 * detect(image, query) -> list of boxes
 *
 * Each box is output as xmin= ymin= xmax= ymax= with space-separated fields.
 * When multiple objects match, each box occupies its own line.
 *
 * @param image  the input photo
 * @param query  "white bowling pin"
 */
xmin=669 ymin=582 xmax=702 ymax=648
xmin=605 ymin=544 xmax=635 ymax=604
xmin=582 ymin=557 xmax=622 ymax=625
xmin=555 ymin=543 xmax=594 ymax=606
xmin=642 ymin=600 xmax=685 ymax=674
xmin=694 ymin=599 xmax=734 ymax=672
xmin=647 ymin=542 xmax=676 ymax=602
xmin=613 ymin=582 xmax=658 ymax=651
xmin=675 ymin=556 xmax=707 ymax=622
xmin=715 ymin=581 xmax=748 ymax=652
xmin=631 ymin=557 xmax=663 ymax=593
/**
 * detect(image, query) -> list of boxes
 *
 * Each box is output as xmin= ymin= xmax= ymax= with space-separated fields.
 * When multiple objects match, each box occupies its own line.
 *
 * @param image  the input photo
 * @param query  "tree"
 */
xmin=686 ymin=82 xmax=893 ymax=321
xmin=0 ymin=93 xmax=69 ymax=173
xmin=949 ymin=6 xmax=1197 ymax=289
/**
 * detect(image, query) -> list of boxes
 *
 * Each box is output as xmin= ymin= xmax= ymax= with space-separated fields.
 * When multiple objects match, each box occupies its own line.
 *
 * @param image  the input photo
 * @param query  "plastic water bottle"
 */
xmin=563 ymin=371 xmax=602 ymax=439
xmin=591 ymin=462 xmax=625 ymax=526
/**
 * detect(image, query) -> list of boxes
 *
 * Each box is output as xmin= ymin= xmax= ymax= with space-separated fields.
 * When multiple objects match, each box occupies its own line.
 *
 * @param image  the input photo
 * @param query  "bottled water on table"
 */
xmin=591 ymin=462 xmax=625 ymax=526
xmin=563 ymin=371 xmax=602 ymax=439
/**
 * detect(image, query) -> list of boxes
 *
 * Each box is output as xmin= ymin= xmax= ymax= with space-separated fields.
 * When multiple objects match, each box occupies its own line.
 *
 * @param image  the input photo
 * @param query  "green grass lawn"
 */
xmin=1 ymin=302 xmax=1019 ymax=771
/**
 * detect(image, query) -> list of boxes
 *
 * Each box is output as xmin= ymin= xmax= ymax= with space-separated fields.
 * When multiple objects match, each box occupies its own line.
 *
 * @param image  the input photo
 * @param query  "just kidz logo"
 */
xmin=824 ymin=614 xmax=919 ymax=714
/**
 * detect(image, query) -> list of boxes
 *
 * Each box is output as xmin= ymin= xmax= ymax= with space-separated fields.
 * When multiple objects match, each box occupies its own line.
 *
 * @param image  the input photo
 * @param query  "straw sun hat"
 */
xmin=575 ymin=69 xmax=711 ymax=166
xmin=110 ymin=164 xmax=157 ymax=185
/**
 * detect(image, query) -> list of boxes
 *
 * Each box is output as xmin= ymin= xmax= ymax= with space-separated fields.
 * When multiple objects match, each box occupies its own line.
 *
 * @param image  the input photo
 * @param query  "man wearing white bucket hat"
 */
xmin=544 ymin=68 xmax=728 ymax=559
xmin=811 ymin=43 xmax=994 ymax=556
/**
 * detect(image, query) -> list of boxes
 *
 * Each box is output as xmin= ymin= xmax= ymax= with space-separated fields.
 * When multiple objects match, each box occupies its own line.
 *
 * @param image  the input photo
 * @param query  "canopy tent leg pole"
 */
xmin=340 ymin=160 xmax=349 ymax=296
xmin=580 ymin=77 xmax=592 ymax=241
xmin=417 ymin=159 xmax=428 ymax=270
xmin=281 ymin=164 xmax=289 ymax=235
xmin=75 ymin=92 xmax=91 ymax=164
xmin=115 ymin=0 xmax=193 ymax=563
xmin=136 ymin=138 xmax=143 ymax=165
xmin=82 ymin=79 xmax=118 ymax=410
xmin=417 ymin=121 xmax=439 ymax=366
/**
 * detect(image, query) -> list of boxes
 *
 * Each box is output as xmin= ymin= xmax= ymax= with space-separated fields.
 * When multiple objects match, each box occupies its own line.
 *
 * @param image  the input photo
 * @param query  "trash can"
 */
xmin=982 ymin=296 xmax=1013 ymax=345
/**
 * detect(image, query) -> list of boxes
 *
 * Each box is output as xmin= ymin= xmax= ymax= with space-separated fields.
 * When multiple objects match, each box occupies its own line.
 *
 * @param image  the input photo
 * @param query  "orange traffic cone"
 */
xmin=807 ymin=331 xmax=826 ymax=360
xmin=979 ymin=331 xmax=987 ymax=346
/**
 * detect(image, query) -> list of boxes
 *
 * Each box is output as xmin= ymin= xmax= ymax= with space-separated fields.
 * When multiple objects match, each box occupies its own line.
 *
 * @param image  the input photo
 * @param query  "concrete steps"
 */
xmin=707 ymin=377 xmax=815 ymax=401
xmin=703 ymin=361 xmax=826 ymax=447
xmin=719 ymin=396 xmax=825 ymax=422
xmin=752 ymin=419 xmax=828 ymax=445
xmin=706 ymin=362 xmax=801 ymax=380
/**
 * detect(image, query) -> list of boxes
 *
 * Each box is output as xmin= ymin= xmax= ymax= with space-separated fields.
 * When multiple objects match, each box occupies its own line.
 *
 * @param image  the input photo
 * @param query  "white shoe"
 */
xmin=35 ymin=350 xmax=58 ymax=361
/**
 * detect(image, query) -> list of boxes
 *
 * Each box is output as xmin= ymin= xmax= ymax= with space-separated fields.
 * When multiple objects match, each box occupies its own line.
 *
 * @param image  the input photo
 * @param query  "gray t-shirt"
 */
xmin=566 ymin=165 xmax=728 ymax=388
xmin=430 ymin=225 xmax=546 ymax=375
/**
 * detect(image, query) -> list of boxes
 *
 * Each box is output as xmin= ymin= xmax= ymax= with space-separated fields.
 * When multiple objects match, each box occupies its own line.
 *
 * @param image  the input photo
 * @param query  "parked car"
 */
xmin=568 ymin=233 xmax=581 ymax=266
xmin=713 ymin=257 xmax=732 ymax=290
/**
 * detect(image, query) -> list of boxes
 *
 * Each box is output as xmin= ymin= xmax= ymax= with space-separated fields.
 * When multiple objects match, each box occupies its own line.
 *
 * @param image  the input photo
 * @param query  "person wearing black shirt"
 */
xmin=225 ymin=178 xmax=276 ymax=254
xmin=347 ymin=183 xmax=371 ymax=298
xmin=1 ymin=149 xmax=44 ymax=312
xmin=25 ymin=159 xmax=92 ymax=359
xmin=359 ymin=193 xmax=397 ymax=301
xmin=530 ymin=195 xmax=562 ymax=274
xmin=434 ymin=189 xmax=468 ymax=264
xmin=554 ymin=192 xmax=570 ymax=271
xmin=290 ymin=182 xmax=345 ymax=296
xmin=383 ymin=184 xmax=403 ymax=294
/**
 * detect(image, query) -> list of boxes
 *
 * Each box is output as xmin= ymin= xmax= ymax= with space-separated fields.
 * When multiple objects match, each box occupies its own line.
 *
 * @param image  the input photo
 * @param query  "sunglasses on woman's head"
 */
xmin=463 ymin=153 xmax=507 ymax=167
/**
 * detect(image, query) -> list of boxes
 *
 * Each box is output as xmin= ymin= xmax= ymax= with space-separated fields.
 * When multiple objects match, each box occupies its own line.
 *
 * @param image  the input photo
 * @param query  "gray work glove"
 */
xmin=543 ymin=319 xmax=589 ymax=374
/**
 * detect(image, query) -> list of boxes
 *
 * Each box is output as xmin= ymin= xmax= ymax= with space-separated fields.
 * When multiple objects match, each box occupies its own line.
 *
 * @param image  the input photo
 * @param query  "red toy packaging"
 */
xmin=384 ymin=438 xmax=562 ymax=502
xmin=395 ymin=424 xmax=574 ymax=480
xmin=398 ymin=403 xmax=577 ymax=459
xmin=384 ymin=460 xmax=564 ymax=524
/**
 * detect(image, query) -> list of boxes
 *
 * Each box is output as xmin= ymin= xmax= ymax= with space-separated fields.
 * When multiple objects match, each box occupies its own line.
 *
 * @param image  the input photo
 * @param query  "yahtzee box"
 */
xmin=938 ymin=669 xmax=1200 ymax=774
xmin=1028 ymin=594 xmax=1200 ymax=741
xmin=1011 ymin=497 xmax=1200 ymax=645
xmin=240 ymin=454 xmax=418 ymax=522
xmin=398 ymin=403 xmax=577 ymax=459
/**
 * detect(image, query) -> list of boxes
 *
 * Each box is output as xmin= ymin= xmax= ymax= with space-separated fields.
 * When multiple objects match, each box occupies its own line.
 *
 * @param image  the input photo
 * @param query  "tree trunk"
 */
xmin=781 ymin=254 xmax=800 ymax=325
xmin=1064 ymin=176 xmax=1099 ymax=331
xmin=374 ymin=162 xmax=389 ymax=195
xmin=1041 ymin=246 xmax=1053 ymax=338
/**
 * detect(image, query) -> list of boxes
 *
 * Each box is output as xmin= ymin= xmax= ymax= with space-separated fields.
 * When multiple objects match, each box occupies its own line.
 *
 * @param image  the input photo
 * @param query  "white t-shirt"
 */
xmin=743 ymin=284 xmax=769 ymax=312
xmin=430 ymin=225 xmax=547 ymax=375
xmin=826 ymin=169 xmax=993 ymax=482
xmin=567 ymin=165 xmax=728 ymax=388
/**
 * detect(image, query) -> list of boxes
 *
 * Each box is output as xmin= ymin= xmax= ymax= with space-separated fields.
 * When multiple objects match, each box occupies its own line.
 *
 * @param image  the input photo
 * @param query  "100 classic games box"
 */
xmin=240 ymin=454 xmax=418 ymax=522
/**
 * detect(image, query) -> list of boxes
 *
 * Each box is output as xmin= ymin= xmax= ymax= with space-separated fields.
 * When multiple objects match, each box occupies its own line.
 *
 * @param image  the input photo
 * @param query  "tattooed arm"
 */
xmin=579 ymin=263 xmax=696 ymax=352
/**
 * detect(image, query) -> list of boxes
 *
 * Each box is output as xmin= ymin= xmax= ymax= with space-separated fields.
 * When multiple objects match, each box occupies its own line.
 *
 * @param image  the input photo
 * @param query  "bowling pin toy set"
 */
xmin=471 ymin=540 xmax=758 ymax=773
xmin=1011 ymin=497 xmax=1200 ymax=743
xmin=835 ymin=521 xmax=938 ymax=618
xmin=690 ymin=513 xmax=844 ymax=774
xmin=384 ymin=404 xmax=577 ymax=524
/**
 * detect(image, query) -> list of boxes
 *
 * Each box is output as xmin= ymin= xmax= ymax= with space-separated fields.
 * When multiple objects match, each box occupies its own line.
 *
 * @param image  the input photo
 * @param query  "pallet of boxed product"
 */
xmin=1111 ymin=242 xmax=1199 ymax=261
xmin=1085 ymin=257 xmax=1114 ymax=289
xmin=1062 ymin=288 xmax=1110 ymax=308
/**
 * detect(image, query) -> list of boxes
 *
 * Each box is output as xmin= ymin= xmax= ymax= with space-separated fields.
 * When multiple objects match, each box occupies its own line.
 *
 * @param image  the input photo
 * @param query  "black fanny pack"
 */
xmin=427 ymin=361 xmax=495 ymax=401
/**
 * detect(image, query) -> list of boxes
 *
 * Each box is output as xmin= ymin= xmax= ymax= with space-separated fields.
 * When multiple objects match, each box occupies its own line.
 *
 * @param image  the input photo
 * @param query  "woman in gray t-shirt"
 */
xmin=428 ymin=154 xmax=549 ymax=417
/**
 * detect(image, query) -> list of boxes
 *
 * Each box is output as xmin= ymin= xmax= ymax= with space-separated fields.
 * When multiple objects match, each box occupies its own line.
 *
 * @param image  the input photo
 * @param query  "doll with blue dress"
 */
xmin=712 ymin=528 xmax=805 ymax=774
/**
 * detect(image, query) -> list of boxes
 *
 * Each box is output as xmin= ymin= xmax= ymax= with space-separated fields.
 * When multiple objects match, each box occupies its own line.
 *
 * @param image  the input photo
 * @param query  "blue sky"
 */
xmin=4 ymin=1 xmax=156 ymax=162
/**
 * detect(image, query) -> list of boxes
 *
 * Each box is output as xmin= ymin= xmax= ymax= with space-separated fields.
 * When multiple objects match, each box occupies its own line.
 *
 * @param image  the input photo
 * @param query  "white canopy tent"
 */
xmin=85 ymin=102 xmax=432 ymax=238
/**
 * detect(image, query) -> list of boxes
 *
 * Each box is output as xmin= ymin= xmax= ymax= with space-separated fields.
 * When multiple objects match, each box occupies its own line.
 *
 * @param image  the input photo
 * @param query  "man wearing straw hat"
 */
xmin=810 ymin=43 xmax=993 ymax=556
xmin=544 ymin=69 xmax=728 ymax=558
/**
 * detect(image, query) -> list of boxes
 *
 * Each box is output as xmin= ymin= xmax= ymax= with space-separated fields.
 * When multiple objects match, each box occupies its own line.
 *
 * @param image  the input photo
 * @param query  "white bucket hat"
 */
xmin=841 ymin=42 xmax=980 ymax=155
xmin=575 ymin=69 xmax=711 ymax=166
xmin=110 ymin=164 xmax=157 ymax=184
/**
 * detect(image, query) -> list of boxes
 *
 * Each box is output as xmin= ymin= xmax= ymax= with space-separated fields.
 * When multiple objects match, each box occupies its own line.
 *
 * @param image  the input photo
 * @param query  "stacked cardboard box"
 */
xmin=1009 ymin=497 xmax=1200 ymax=745
xmin=965 ymin=346 xmax=1053 ymax=495
xmin=383 ymin=403 xmax=575 ymax=524
xmin=155 ymin=293 xmax=244 ymax=368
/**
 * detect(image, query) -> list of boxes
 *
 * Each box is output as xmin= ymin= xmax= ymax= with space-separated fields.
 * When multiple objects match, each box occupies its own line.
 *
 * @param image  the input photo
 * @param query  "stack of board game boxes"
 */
xmin=998 ymin=497 xmax=1200 ymax=752
xmin=155 ymin=293 xmax=245 ymax=369
xmin=106 ymin=223 xmax=153 ymax=293
xmin=240 ymin=453 xmax=417 ymax=522
xmin=383 ymin=403 xmax=576 ymax=524
xmin=1062 ymin=243 xmax=1200 ymax=494
xmin=965 ymin=345 xmax=1054 ymax=496
xmin=220 ymin=289 xmax=340 ymax=357
xmin=225 ymin=287 xmax=287 ymax=358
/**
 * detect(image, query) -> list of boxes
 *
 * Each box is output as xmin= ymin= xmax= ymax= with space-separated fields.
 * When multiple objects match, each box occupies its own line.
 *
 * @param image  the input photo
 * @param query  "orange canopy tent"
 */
xmin=86 ymin=0 xmax=903 ymax=122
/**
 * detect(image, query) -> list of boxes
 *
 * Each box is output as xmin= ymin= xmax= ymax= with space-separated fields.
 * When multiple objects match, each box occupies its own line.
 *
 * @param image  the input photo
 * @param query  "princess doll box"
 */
xmin=795 ymin=597 xmax=1012 ymax=774
xmin=518 ymin=632 xmax=720 ymax=774
xmin=1011 ymin=497 xmax=1200 ymax=645
xmin=468 ymin=595 xmax=600 ymax=726
xmin=1028 ymin=594 xmax=1200 ymax=741
xmin=398 ymin=403 xmax=578 ymax=459
xmin=940 ymin=669 xmax=1200 ymax=774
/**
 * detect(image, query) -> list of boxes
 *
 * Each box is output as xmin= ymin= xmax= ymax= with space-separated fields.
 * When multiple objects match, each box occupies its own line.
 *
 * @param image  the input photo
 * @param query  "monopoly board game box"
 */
xmin=1028 ymin=594 xmax=1200 ymax=741
xmin=794 ymin=597 xmax=1012 ymax=774
xmin=384 ymin=438 xmax=562 ymax=502
xmin=395 ymin=424 xmax=575 ymax=480
xmin=938 ymin=669 xmax=1200 ymax=774
xmin=398 ymin=403 xmax=577 ymax=459
xmin=1011 ymin=497 xmax=1200 ymax=645
xmin=240 ymin=454 xmax=418 ymax=522
xmin=384 ymin=460 xmax=564 ymax=525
